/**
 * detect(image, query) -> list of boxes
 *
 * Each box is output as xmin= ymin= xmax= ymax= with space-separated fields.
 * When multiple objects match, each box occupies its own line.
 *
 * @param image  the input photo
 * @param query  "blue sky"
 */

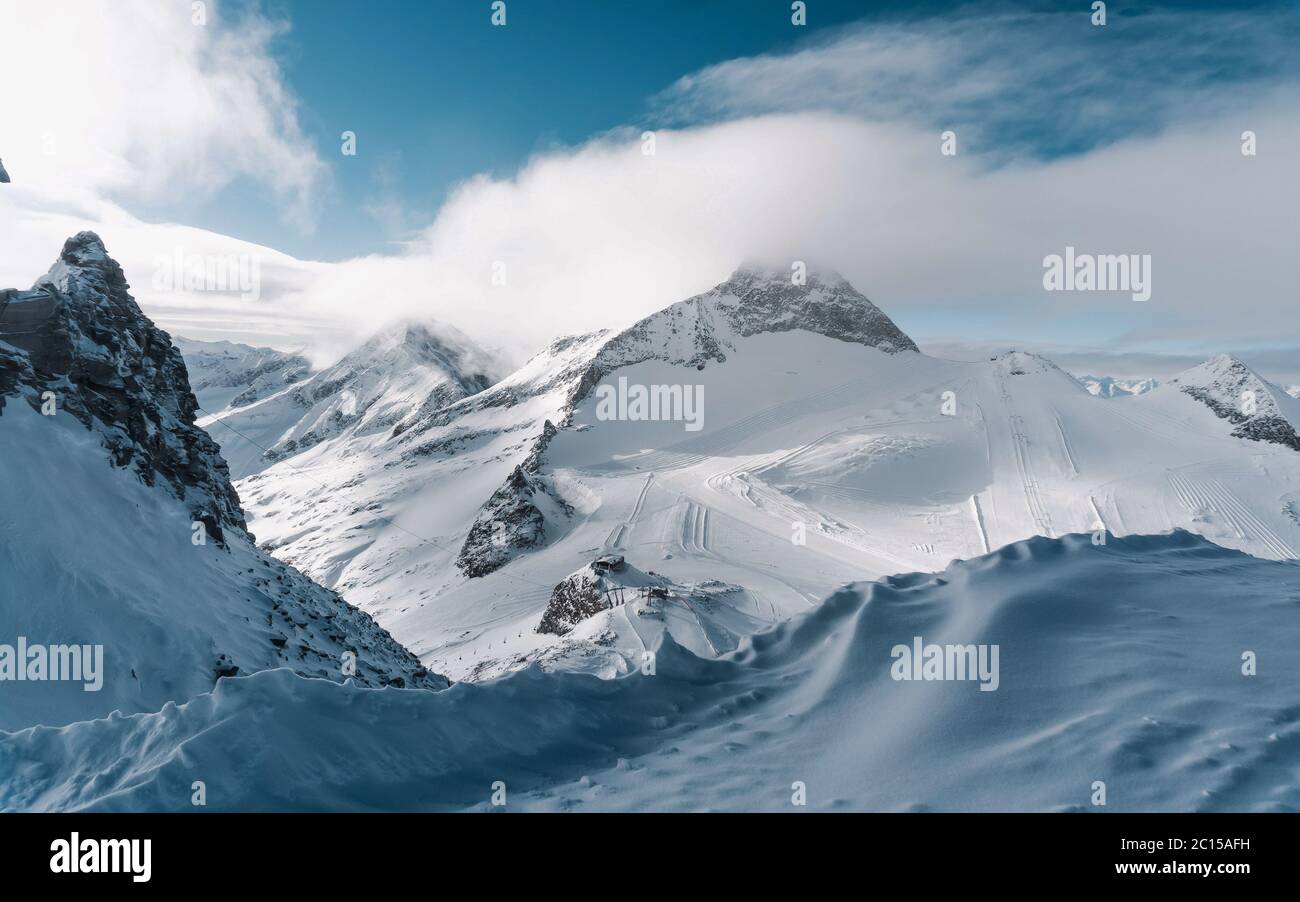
xmin=160 ymin=0 xmax=903 ymax=259
xmin=127 ymin=0 xmax=1299 ymax=263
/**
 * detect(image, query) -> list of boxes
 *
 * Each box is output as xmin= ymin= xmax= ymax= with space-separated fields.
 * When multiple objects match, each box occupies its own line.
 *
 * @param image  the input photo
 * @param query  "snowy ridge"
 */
xmin=174 ymin=336 xmax=311 ymax=417
xmin=205 ymin=320 xmax=496 ymax=479
xmin=4 ymin=531 xmax=1298 ymax=812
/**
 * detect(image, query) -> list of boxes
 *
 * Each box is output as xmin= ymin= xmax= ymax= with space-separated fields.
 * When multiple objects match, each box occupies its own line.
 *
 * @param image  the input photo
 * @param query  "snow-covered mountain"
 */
xmin=0 ymin=233 xmax=444 ymax=732
xmin=453 ymin=266 xmax=917 ymax=577
xmin=1074 ymin=374 xmax=1158 ymax=398
xmin=1164 ymin=353 xmax=1300 ymax=452
xmin=173 ymin=336 xmax=311 ymax=417
xmin=224 ymin=266 xmax=1300 ymax=688
xmin=5 ymin=530 xmax=1298 ymax=812
xmin=227 ymin=266 xmax=918 ymax=637
xmin=201 ymin=320 xmax=497 ymax=479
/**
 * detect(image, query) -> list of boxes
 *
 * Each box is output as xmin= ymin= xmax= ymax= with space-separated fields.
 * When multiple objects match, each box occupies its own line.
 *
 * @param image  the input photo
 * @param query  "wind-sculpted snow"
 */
xmin=4 ymin=531 xmax=1297 ymax=812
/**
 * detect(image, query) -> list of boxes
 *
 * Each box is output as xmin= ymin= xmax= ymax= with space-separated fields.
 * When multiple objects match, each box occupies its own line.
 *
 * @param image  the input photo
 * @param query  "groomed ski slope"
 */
xmin=374 ymin=332 xmax=1300 ymax=682
xmin=4 ymin=531 xmax=1297 ymax=813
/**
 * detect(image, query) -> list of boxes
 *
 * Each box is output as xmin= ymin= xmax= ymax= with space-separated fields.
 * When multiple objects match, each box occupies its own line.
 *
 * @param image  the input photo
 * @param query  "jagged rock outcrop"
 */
xmin=457 ymin=420 xmax=570 ymax=577
xmin=0 ymin=234 xmax=447 ymax=714
xmin=0 ymin=158 xmax=10 ymax=183
xmin=536 ymin=566 xmax=610 ymax=636
xmin=536 ymin=560 xmax=675 ymax=636
xmin=0 ymin=232 xmax=246 ymax=542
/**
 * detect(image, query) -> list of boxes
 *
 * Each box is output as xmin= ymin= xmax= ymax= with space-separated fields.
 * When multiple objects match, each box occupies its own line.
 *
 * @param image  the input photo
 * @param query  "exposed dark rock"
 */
xmin=0 ymin=232 xmax=245 ymax=539
xmin=537 ymin=567 xmax=609 ymax=636
xmin=1173 ymin=355 xmax=1300 ymax=453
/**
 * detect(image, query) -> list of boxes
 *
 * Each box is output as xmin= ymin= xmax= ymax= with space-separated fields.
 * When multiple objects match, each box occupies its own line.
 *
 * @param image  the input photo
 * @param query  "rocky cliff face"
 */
xmin=536 ymin=566 xmax=610 ymax=636
xmin=1 ymin=232 xmax=245 ymax=543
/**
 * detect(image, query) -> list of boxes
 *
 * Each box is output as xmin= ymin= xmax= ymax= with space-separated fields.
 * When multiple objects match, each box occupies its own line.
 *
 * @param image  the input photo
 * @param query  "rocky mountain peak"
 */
xmin=1169 ymin=354 xmax=1300 ymax=452
xmin=705 ymin=263 xmax=918 ymax=354
xmin=38 ymin=231 xmax=124 ymax=294
xmin=1 ymin=233 xmax=246 ymax=541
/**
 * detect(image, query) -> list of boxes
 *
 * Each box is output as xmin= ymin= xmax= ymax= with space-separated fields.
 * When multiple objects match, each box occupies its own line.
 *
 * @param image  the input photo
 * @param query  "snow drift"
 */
xmin=4 ymin=530 xmax=1297 ymax=812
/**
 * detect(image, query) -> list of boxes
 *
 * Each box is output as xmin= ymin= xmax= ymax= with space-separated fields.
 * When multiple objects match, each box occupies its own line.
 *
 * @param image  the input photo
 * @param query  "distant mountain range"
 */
xmin=1072 ymin=374 xmax=1159 ymax=397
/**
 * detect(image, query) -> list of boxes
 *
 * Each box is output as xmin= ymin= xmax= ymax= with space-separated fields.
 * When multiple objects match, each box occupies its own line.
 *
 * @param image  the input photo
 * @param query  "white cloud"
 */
xmin=655 ymin=10 xmax=1300 ymax=160
xmin=0 ymin=0 xmax=326 ymax=226
xmin=280 ymin=93 xmax=1300 ymax=365
xmin=4 ymin=6 xmax=1298 ymax=370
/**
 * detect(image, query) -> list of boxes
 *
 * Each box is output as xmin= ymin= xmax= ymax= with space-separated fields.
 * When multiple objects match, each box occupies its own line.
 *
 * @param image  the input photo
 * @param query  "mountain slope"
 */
xmin=400 ymin=333 xmax=1300 ymax=683
xmin=5 ymin=531 xmax=1298 ymax=812
xmin=1163 ymin=353 xmax=1300 ymax=452
xmin=0 ymin=233 xmax=445 ymax=731
xmin=173 ymin=336 xmax=311 ymax=417
xmin=203 ymin=321 xmax=497 ymax=480
xmin=454 ymin=266 xmax=917 ymax=576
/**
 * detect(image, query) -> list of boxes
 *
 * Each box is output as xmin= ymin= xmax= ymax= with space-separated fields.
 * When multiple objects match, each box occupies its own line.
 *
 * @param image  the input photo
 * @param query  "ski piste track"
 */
xmin=1167 ymin=468 xmax=1297 ymax=559
xmin=604 ymin=472 xmax=655 ymax=551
